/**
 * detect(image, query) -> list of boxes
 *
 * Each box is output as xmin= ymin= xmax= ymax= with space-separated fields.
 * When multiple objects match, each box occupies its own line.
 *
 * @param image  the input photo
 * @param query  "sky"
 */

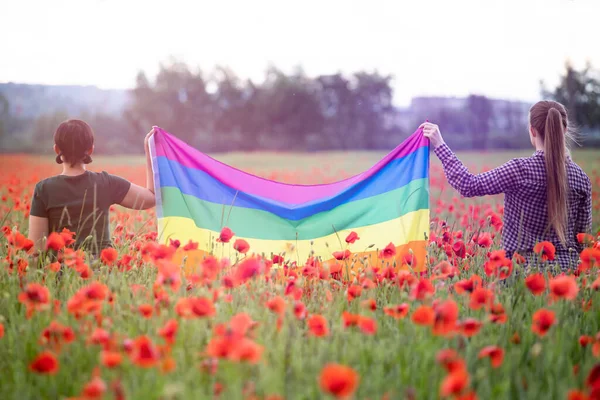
xmin=1 ymin=0 xmax=599 ymax=106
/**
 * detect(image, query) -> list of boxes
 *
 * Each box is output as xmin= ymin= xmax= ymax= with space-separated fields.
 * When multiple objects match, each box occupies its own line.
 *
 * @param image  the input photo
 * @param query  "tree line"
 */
xmin=1 ymin=61 xmax=599 ymax=153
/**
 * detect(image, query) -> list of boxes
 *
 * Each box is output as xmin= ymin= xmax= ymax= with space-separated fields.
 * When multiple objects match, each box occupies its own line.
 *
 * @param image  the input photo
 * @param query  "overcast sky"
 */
xmin=1 ymin=0 xmax=598 ymax=105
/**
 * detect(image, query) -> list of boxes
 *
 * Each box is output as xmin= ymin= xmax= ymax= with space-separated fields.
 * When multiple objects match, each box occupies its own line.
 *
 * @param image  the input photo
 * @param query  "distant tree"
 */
xmin=316 ymin=74 xmax=355 ymax=149
xmin=32 ymin=111 xmax=69 ymax=146
xmin=211 ymin=67 xmax=264 ymax=150
xmin=467 ymin=95 xmax=493 ymax=149
xmin=256 ymin=67 xmax=324 ymax=150
xmin=0 ymin=93 xmax=8 ymax=140
xmin=77 ymin=111 xmax=133 ymax=154
xmin=125 ymin=61 xmax=213 ymax=148
xmin=352 ymin=72 xmax=395 ymax=149
xmin=542 ymin=62 xmax=600 ymax=129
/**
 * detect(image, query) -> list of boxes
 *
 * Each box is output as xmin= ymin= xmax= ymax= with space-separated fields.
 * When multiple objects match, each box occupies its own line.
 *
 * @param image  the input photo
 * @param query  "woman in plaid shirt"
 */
xmin=422 ymin=100 xmax=592 ymax=270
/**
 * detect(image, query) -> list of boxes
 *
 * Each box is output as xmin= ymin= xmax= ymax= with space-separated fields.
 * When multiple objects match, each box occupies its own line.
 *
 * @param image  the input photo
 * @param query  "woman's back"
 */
xmin=31 ymin=171 xmax=131 ymax=254
xmin=502 ymin=151 xmax=592 ymax=267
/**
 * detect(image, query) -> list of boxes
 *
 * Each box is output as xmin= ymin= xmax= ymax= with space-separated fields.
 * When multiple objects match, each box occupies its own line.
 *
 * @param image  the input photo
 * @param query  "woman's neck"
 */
xmin=535 ymin=137 xmax=545 ymax=152
xmin=61 ymin=164 xmax=87 ymax=176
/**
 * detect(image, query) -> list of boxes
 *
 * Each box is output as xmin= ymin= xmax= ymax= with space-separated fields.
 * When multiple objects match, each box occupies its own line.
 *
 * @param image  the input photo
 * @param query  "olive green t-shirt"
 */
xmin=30 ymin=171 xmax=131 ymax=254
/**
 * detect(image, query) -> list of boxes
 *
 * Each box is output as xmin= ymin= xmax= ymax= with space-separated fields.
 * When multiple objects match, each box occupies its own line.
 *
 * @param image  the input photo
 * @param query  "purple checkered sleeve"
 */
xmin=433 ymin=143 xmax=522 ymax=197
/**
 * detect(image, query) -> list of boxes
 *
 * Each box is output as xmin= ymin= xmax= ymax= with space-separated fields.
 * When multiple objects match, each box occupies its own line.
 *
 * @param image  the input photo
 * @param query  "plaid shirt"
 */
xmin=434 ymin=143 xmax=592 ymax=269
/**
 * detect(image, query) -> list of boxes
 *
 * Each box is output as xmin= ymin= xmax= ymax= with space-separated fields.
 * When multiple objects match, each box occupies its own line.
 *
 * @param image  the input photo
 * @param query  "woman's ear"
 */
xmin=54 ymin=144 xmax=60 ymax=155
xmin=529 ymin=126 xmax=537 ymax=138
xmin=88 ymin=146 xmax=95 ymax=156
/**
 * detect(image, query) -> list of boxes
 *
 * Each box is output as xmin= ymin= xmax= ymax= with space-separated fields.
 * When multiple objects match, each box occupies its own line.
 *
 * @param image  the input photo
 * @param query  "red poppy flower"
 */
xmin=579 ymin=335 xmax=594 ymax=347
xmin=46 ymin=261 xmax=61 ymax=273
xmin=99 ymin=248 xmax=118 ymax=266
xmin=183 ymin=239 xmax=199 ymax=251
xmin=345 ymin=231 xmax=360 ymax=244
xmin=454 ymin=275 xmax=482 ymax=295
xmin=59 ymin=228 xmax=75 ymax=246
xmin=549 ymin=275 xmax=579 ymax=301
xmin=218 ymin=227 xmax=235 ymax=243
xmin=266 ymin=296 xmax=286 ymax=315
xmin=319 ymin=363 xmax=359 ymax=398
xmin=477 ymin=232 xmax=493 ymax=248
xmin=433 ymin=300 xmax=459 ymax=336
xmin=383 ymin=303 xmax=410 ymax=319
xmin=436 ymin=348 xmax=465 ymax=373
xmin=586 ymin=363 xmax=600 ymax=390
xmin=489 ymin=303 xmax=507 ymax=324
xmin=347 ymin=285 xmax=362 ymax=301
xmin=333 ymin=249 xmax=352 ymax=260
xmin=412 ymin=305 xmax=434 ymax=326
xmin=525 ymin=273 xmax=546 ymax=296
xmin=452 ymin=240 xmax=466 ymax=258
xmin=410 ymin=277 xmax=435 ymax=301
xmin=478 ymin=346 xmax=504 ymax=368
xmin=567 ymin=389 xmax=589 ymax=400
xmin=229 ymin=337 xmax=264 ymax=364
xmin=0 ymin=323 xmax=4 ymax=339
xmin=233 ymin=239 xmax=250 ymax=254
xmin=307 ymin=314 xmax=329 ymax=337
xmin=440 ymin=368 xmax=470 ymax=397
xmin=533 ymin=241 xmax=556 ymax=261
xmin=358 ymin=316 xmax=377 ymax=335
xmin=46 ymin=232 xmax=66 ymax=251
xmin=342 ymin=312 xmax=360 ymax=328
xmin=380 ymin=242 xmax=397 ymax=259
xmin=100 ymin=351 xmax=123 ymax=368
xmin=40 ymin=321 xmax=75 ymax=348
xmin=18 ymin=283 xmax=51 ymax=318
xmin=83 ymin=373 xmax=107 ymax=399
xmin=227 ymin=313 xmax=257 ymax=337
xmin=513 ymin=253 xmax=526 ymax=264
xmin=189 ymin=297 xmax=216 ymax=318
xmin=138 ymin=304 xmax=154 ymax=319
xmin=361 ymin=298 xmax=377 ymax=311
xmin=469 ymin=287 xmax=493 ymax=310
xmin=532 ymin=309 xmax=556 ymax=337
xmin=89 ymin=328 xmax=111 ymax=346
xmin=293 ymin=301 xmax=307 ymax=320
xmin=129 ymin=335 xmax=159 ymax=368
xmin=155 ymin=260 xmax=181 ymax=292
xmin=579 ymin=248 xmax=600 ymax=272
xmin=459 ymin=318 xmax=482 ymax=337
xmin=577 ymin=233 xmax=595 ymax=245
xmin=402 ymin=251 xmax=417 ymax=267
xmin=29 ymin=351 xmax=59 ymax=374
xmin=158 ymin=319 xmax=179 ymax=344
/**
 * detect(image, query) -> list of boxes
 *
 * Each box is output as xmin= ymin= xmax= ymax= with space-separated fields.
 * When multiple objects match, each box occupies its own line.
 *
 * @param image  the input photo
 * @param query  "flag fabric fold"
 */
xmin=149 ymin=128 xmax=430 ymax=272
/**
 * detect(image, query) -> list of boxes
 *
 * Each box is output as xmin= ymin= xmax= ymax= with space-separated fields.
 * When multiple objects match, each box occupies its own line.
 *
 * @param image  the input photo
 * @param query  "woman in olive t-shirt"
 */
xmin=28 ymin=119 xmax=157 ymax=255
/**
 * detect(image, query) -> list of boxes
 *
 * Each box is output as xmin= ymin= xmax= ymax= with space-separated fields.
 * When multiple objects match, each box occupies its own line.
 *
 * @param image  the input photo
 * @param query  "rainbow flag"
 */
xmin=149 ymin=128 xmax=430 ymax=272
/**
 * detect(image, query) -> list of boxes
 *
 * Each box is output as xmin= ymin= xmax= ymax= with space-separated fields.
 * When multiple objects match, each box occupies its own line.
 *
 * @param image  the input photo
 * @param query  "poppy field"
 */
xmin=1 ymin=149 xmax=600 ymax=400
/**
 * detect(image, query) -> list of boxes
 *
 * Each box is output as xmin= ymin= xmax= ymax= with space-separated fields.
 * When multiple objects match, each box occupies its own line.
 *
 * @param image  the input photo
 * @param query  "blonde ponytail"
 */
xmin=543 ymin=107 xmax=568 ymax=244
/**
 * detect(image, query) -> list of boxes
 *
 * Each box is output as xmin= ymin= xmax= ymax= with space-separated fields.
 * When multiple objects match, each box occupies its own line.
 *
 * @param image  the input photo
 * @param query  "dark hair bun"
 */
xmin=53 ymin=119 xmax=95 ymax=167
xmin=55 ymin=154 xmax=64 ymax=164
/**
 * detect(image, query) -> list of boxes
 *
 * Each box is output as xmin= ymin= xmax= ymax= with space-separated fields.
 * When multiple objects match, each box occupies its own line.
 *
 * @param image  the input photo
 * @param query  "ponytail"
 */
xmin=544 ymin=108 xmax=568 ymax=244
